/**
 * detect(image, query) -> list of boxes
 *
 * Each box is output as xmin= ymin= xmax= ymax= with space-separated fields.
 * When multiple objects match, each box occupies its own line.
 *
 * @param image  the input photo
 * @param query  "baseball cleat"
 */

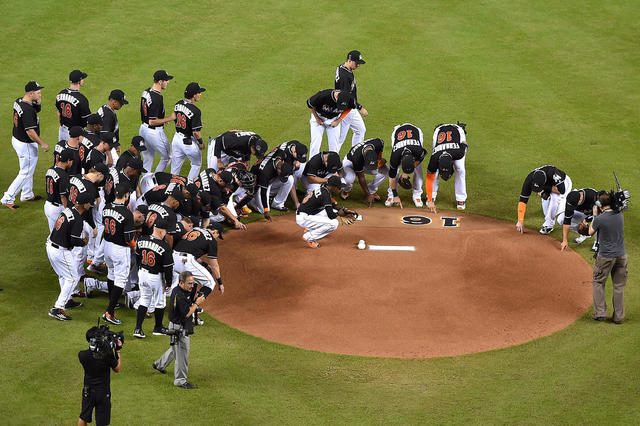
xmin=271 ymin=204 xmax=289 ymax=212
xmin=152 ymin=362 xmax=167 ymax=374
xmin=72 ymin=290 xmax=86 ymax=298
xmin=340 ymin=191 xmax=350 ymax=200
xmin=457 ymin=201 xmax=466 ymax=210
xmin=87 ymin=263 xmax=107 ymax=274
xmin=49 ymin=308 xmax=72 ymax=321
xmin=133 ymin=329 xmax=146 ymax=339
xmin=65 ymin=299 xmax=83 ymax=309
xmin=153 ymin=327 xmax=169 ymax=336
xmin=22 ymin=195 xmax=42 ymax=202
xmin=83 ymin=278 xmax=96 ymax=297
xmin=306 ymin=240 xmax=320 ymax=249
xmin=103 ymin=312 xmax=122 ymax=325
xmin=539 ymin=226 xmax=554 ymax=235
xmin=176 ymin=381 xmax=198 ymax=389
xmin=385 ymin=197 xmax=393 ymax=207
xmin=413 ymin=197 xmax=424 ymax=208
xmin=574 ymin=234 xmax=591 ymax=244
xmin=2 ymin=203 xmax=19 ymax=210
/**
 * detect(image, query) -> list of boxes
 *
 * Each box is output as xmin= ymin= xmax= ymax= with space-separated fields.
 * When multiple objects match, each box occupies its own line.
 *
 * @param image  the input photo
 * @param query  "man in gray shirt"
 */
xmin=589 ymin=191 xmax=628 ymax=323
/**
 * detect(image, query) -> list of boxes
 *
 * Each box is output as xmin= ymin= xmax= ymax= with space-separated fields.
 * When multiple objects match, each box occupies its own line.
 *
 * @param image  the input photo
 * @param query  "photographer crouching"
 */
xmin=78 ymin=325 xmax=124 ymax=425
xmin=589 ymin=190 xmax=628 ymax=324
xmin=152 ymin=271 xmax=205 ymax=389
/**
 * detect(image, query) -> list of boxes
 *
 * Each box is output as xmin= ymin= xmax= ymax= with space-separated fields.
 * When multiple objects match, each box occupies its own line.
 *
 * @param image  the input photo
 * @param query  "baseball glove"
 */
xmin=398 ymin=176 xmax=412 ymax=190
xmin=338 ymin=207 xmax=359 ymax=225
xmin=577 ymin=222 xmax=590 ymax=236
xmin=377 ymin=158 xmax=387 ymax=169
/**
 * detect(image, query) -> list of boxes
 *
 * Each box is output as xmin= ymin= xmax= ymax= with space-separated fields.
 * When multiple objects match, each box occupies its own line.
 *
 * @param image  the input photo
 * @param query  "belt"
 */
xmin=175 ymin=251 xmax=190 ymax=257
xmin=47 ymin=201 xmax=61 ymax=207
xmin=47 ymin=241 xmax=69 ymax=250
xmin=142 ymin=122 xmax=159 ymax=130
xmin=177 ymin=133 xmax=192 ymax=145
xmin=140 ymin=269 xmax=160 ymax=275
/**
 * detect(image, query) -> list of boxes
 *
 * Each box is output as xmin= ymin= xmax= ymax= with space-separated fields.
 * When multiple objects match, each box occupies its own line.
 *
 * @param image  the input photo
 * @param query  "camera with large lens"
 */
xmin=611 ymin=171 xmax=630 ymax=213
xmin=87 ymin=325 xmax=124 ymax=360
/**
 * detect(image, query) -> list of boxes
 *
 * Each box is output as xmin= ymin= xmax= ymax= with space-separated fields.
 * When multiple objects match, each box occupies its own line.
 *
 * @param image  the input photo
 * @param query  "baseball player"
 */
xmin=248 ymin=152 xmax=294 ymax=221
xmin=307 ymin=89 xmax=355 ymax=156
xmin=98 ymin=89 xmax=129 ymax=156
xmin=103 ymin=158 xmax=146 ymax=206
xmin=293 ymin=151 xmax=343 ymax=196
xmin=425 ymin=122 xmax=469 ymax=213
xmin=56 ymin=70 xmax=91 ymax=141
xmin=2 ymin=81 xmax=50 ymax=210
xmin=46 ymin=190 xmax=93 ymax=321
xmin=335 ymin=50 xmax=368 ymax=150
xmin=81 ymin=113 xmax=104 ymax=148
xmin=140 ymin=70 xmax=176 ymax=174
xmin=273 ymin=139 xmax=308 ymax=167
xmin=171 ymin=82 xmax=206 ymax=179
xmin=142 ymin=190 xmax=182 ymax=247
xmin=340 ymin=137 xmax=388 ymax=205
xmin=133 ymin=218 xmax=174 ymax=338
xmin=207 ymin=130 xmax=268 ymax=171
xmin=215 ymin=162 xmax=256 ymax=218
xmin=102 ymin=184 xmax=136 ymax=325
xmin=139 ymin=171 xmax=188 ymax=196
xmin=295 ymin=175 xmax=347 ymax=248
xmin=559 ymin=187 xmax=599 ymax=250
xmin=44 ymin=149 xmax=74 ymax=231
xmin=83 ymin=134 xmax=114 ymax=171
xmin=115 ymin=136 xmax=146 ymax=170
xmin=193 ymin=169 xmax=247 ymax=230
xmin=385 ymin=123 xmax=427 ymax=208
xmin=516 ymin=165 xmax=572 ymax=235
xmin=54 ymin=126 xmax=84 ymax=175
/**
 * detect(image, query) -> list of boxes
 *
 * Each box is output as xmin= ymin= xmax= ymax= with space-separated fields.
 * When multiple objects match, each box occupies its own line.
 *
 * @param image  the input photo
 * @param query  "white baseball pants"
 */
xmin=136 ymin=269 xmax=166 ymax=313
xmin=171 ymin=134 xmax=202 ymax=179
xmin=296 ymin=210 xmax=339 ymax=242
xmin=171 ymin=252 xmax=216 ymax=291
xmin=387 ymin=164 xmax=424 ymax=200
xmin=337 ymin=109 xmax=366 ymax=152
xmin=58 ymin=125 xmax=69 ymax=142
xmin=46 ymin=240 xmax=81 ymax=310
xmin=140 ymin=123 xmax=172 ymax=174
xmin=429 ymin=156 xmax=467 ymax=202
xmin=541 ymin=175 xmax=572 ymax=228
xmin=104 ymin=241 xmax=132 ymax=289
xmin=341 ymin=157 xmax=388 ymax=194
xmin=87 ymin=197 xmax=105 ymax=265
xmin=1 ymin=138 xmax=39 ymax=204
xmin=309 ymin=113 xmax=340 ymax=157
xmin=44 ymin=201 xmax=64 ymax=232
xmin=206 ymin=138 xmax=237 ymax=171
xmin=248 ymin=176 xmax=294 ymax=213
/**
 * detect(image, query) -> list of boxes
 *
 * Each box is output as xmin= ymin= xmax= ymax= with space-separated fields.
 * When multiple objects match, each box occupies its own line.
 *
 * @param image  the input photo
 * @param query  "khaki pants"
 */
xmin=592 ymin=255 xmax=628 ymax=321
xmin=155 ymin=322 xmax=190 ymax=386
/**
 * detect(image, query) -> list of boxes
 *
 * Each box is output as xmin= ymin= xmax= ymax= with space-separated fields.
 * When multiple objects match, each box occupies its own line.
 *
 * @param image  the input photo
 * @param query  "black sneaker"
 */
xmin=152 ymin=362 xmax=167 ymax=374
xmin=114 ymin=302 xmax=123 ymax=310
xmin=133 ymin=329 xmax=146 ymax=339
xmin=65 ymin=299 xmax=83 ymax=309
xmin=48 ymin=308 xmax=72 ymax=321
xmin=539 ymin=226 xmax=554 ymax=235
xmin=153 ymin=327 xmax=169 ymax=336
xmin=176 ymin=382 xmax=197 ymax=389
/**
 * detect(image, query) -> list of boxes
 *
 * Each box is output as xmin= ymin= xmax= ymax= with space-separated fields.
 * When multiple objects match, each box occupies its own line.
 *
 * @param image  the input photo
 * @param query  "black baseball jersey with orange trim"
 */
xmin=273 ymin=140 xmax=306 ymax=164
xmin=335 ymin=64 xmax=361 ymax=110
xmin=54 ymin=141 xmax=82 ymax=175
xmin=151 ymin=172 xmax=188 ymax=187
xmin=173 ymin=100 xmax=202 ymax=136
xmin=307 ymin=89 xmax=352 ymax=119
xmin=84 ymin=148 xmax=107 ymax=171
xmin=193 ymin=169 xmax=225 ymax=209
xmin=563 ymin=188 xmax=598 ymax=225
xmin=97 ymin=104 xmax=120 ymax=146
xmin=389 ymin=123 xmax=426 ymax=179
xmin=143 ymin=181 xmax=183 ymax=205
xmin=45 ymin=166 xmax=70 ymax=204
xmin=140 ymin=88 xmax=165 ymax=125
xmin=303 ymin=151 xmax=343 ymax=177
xmin=519 ymin=165 xmax=568 ymax=203
xmin=297 ymin=186 xmax=336 ymax=218
xmin=68 ymin=175 xmax=98 ymax=205
xmin=79 ymin=134 xmax=98 ymax=170
xmin=102 ymin=202 xmax=135 ymax=246
xmin=174 ymin=227 xmax=218 ymax=259
xmin=251 ymin=152 xmax=279 ymax=189
xmin=56 ymin=88 xmax=91 ymax=128
xmin=115 ymin=150 xmax=140 ymax=170
xmin=426 ymin=124 xmax=468 ymax=173
xmin=142 ymin=203 xmax=178 ymax=236
xmin=347 ymin=138 xmax=384 ymax=173
xmin=50 ymin=206 xmax=86 ymax=248
xmin=12 ymin=98 xmax=40 ymax=142
xmin=104 ymin=168 xmax=137 ymax=204
xmin=213 ymin=131 xmax=259 ymax=161
xmin=136 ymin=235 xmax=174 ymax=275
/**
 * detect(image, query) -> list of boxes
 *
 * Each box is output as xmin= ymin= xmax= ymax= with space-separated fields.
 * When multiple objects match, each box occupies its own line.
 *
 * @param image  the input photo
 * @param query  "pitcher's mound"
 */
xmin=205 ymin=209 xmax=592 ymax=358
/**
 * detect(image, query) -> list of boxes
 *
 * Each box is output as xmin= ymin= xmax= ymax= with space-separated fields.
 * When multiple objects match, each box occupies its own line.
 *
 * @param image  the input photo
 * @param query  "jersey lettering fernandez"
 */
xmin=136 ymin=236 xmax=174 ymax=283
xmin=142 ymin=203 xmax=178 ymax=236
xmin=347 ymin=138 xmax=384 ymax=173
xmin=54 ymin=141 xmax=82 ymax=175
xmin=56 ymin=89 xmax=91 ymax=128
xmin=13 ymin=98 xmax=40 ymax=142
xmin=140 ymin=88 xmax=166 ymax=127
xmin=519 ymin=165 xmax=568 ymax=203
xmin=213 ymin=131 xmax=260 ymax=161
xmin=174 ymin=227 xmax=218 ymax=259
xmin=68 ymin=176 xmax=98 ymax=205
xmin=45 ymin=166 xmax=70 ymax=204
xmin=104 ymin=169 xmax=136 ymax=205
xmin=389 ymin=123 xmax=426 ymax=179
xmin=426 ymin=123 xmax=468 ymax=173
xmin=193 ymin=169 xmax=226 ymax=209
xmin=297 ymin=186 xmax=336 ymax=218
xmin=173 ymin=100 xmax=202 ymax=136
xmin=563 ymin=188 xmax=598 ymax=225
xmin=102 ymin=202 xmax=136 ymax=246
xmin=50 ymin=207 xmax=85 ymax=249
xmin=143 ymin=181 xmax=183 ymax=205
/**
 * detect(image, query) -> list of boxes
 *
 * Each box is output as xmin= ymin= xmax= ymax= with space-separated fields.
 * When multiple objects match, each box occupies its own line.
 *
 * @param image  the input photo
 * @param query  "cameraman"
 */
xmin=152 ymin=271 xmax=205 ymax=389
xmin=589 ymin=191 xmax=628 ymax=324
xmin=78 ymin=327 xmax=122 ymax=426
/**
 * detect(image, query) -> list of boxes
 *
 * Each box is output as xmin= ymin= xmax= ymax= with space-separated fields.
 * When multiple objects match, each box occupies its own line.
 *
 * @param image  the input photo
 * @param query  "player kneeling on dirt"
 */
xmin=341 ymin=137 xmax=388 ymax=206
xmin=296 ymin=176 xmax=358 ymax=248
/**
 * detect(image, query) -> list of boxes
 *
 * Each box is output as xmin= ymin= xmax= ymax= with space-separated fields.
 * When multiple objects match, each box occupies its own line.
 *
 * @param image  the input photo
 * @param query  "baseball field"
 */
xmin=0 ymin=0 xmax=638 ymax=424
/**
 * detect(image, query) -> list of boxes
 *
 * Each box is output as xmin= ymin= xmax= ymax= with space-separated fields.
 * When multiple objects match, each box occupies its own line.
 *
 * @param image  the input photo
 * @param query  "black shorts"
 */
xmin=80 ymin=386 xmax=111 ymax=425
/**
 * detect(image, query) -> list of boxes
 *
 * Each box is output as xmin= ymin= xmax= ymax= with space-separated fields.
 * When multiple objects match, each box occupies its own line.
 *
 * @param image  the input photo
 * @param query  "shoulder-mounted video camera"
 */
xmin=597 ymin=172 xmax=630 ymax=213
xmin=87 ymin=323 xmax=124 ymax=360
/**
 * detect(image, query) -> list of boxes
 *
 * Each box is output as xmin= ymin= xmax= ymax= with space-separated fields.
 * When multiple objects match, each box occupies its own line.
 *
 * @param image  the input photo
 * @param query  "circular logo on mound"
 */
xmin=401 ymin=215 xmax=432 ymax=226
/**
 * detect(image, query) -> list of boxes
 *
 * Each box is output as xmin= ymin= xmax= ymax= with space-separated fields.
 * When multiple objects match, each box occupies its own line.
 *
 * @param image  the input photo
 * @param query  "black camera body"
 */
xmin=88 ymin=324 xmax=124 ymax=360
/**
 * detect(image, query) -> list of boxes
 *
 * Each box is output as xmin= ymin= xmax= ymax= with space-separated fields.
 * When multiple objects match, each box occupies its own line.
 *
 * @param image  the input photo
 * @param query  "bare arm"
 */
xmin=26 ymin=129 xmax=49 ymax=151
xmin=148 ymin=112 xmax=176 ymax=126
xmin=219 ymin=205 xmax=246 ymax=230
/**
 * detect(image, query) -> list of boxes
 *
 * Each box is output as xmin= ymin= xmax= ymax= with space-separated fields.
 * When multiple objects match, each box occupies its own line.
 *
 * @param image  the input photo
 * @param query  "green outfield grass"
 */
xmin=1 ymin=0 xmax=638 ymax=424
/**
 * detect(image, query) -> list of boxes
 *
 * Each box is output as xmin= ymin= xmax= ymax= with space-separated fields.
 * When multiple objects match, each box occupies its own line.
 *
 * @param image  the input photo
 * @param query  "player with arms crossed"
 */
xmin=172 ymin=82 xmax=206 ymax=179
xmin=140 ymin=70 xmax=176 ymax=174
xmin=385 ymin=123 xmax=427 ymax=208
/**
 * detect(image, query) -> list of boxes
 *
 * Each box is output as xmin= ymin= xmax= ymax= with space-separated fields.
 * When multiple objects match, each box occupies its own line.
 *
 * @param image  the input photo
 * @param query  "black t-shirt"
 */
xmin=50 ymin=206 xmax=86 ymax=248
xmin=174 ymin=100 xmax=202 ymax=136
xmin=174 ymin=227 xmax=218 ymax=259
xmin=168 ymin=286 xmax=194 ymax=334
xmin=389 ymin=123 xmax=426 ymax=179
xmin=307 ymin=89 xmax=352 ymax=119
xmin=334 ymin=64 xmax=361 ymax=109
xmin=97 ymin=104 xmax=120 ymax=147
xmin=346 ymin=138 xmax=384 ymax=173
xmin=54 ymin=141 xmax=82 ymax=176
xmin=519 ymin=165 xmax=568 ymax=204
xmin=297 ymin=186 xmax=336 ymax=218
xmin=78 ymin=349 xmax=117 ymax=391
xmin=45 ymin=166 xmax=70 ymax=204
xmin=140 ymin=88 xmax=165 ymax=126
xmin=103 ymin=202 xmax=136 ymax=246
xmin=143 ymin=203 xmax=178 ymax=236
xmin=56 ymin=89 xmax=91 ymax=128
xmin=136 ymin=235 xmax=174 ymax=274
xmin=213 ymin=131 xmax=259 ymax=161
xmin=563 ymin=188 xmax=598 ymax=225
xmin=12 ymin=98 xmax=40 ymax=142
xmin=68 ymin=176 xmax=98 ymax=205
xmin=303 ymin=151 xmax=343 ymax=178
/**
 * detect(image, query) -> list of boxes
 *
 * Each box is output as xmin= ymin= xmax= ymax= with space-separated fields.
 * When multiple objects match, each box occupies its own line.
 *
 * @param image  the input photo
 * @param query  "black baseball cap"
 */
xmin=127 ymin=157 xmax=147 ymax=173
xmin=279 ymin=162 xmax=293 ymax=182
xmin=325 ymin=151 xmax=343 ymax=173
xmin=87 ymin=113 xmax=103 ymax=126
xmin=154 ymin=218 xmax=169 ymax=230
xmin=347 ymin=50 xmax=366 ymax=64
xmin=59 ymin=148 xmax=75 ymax=162
xmin=438 ymin=153 xmax=453 ymax=181
xmin=363 ymin=147 xmax=378 ymax=171
xmin=131 ymin=136 xmax=146 ymax=152
xmin=253 ymin=139 xmax=268 ymax=158
xmin=69 ymin=70 xmax=88 ymax=83
xmin=75 ymin=190 xmax=93 ymax=205
xmin=100 ymin=132 xmax=115 ymax=145
xmin=92 ymin=162 xmax=110 ymax=177
xmin=401 ymin=152 xmax=415 ymax=174
xmin=207 ymin=222 xmax=225 ymax=240
xmin=167 ymin=185 xmax=184 ymax=202
xmin=531 ymin=170 xmax=547 ymax=193
xmin=184 ymin=82 xmax=206 ymax=98
xmin=218 ymin=170 xmax=234 ymax=186
xmin=69 ymin=126 xmax=83 ymax=138
xmin=153 ymin=70 xmax=174 ymax=82
xmin=294 ymin=142 xmax=308 ymax=163
xmin=135 ymin=204 xmax=149 ymax=215
xmin=25 ymin=81 xmax=44 ymax=92
xmin=327 ymin=175 xmax=345 ymax=189
xmin=109 ymin=89 xmax=129 ymax=105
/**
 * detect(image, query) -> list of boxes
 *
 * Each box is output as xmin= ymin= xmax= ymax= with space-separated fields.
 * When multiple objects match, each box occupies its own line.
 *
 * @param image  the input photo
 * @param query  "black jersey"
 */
xmin=102 ymin=202 xmax=136 ymax=246
xmin=334 ymin=64 xmax=361 ymax=109
xmin=174 ymin=227 xmax=218 ymax=259
xmin=84 ymin=148 xmax=107 ymax=171
xmin=563 ymin=188 xmax=598 ymax=225
xmin=173 ymin=100 xmax=202 ymax=136
xmin=12 ymin=98 xmax=40 ymax=142
xmin=78 ymin=134 xmax=97 ymax=170
xmin=297 ymin=186 xmax=336 ymax=218
xmin=115 ymin=150 xmax=140 ymax=170
xmin=250 ymin=152 xmax=281 ymax=208
xmin=140 ymin=88 xmax=165 ymax=126
xmin=143 ymin=203 xmax=178 ymax=236
xmin=97 ymin=104 xmax=120 ymax=147
xmin=151 ymin=172 xmax=188 ymax=188
xmin=50 ymin=206 xmax=86 ymax=249
xmin=136 ymin=235 xmax=174 ymax=277
xmin=426 ymin=124 xmax=468 ymax=173
xmin=193 ymin=169 xmax=226 ymax=209
xmin=303 ymin=151 xmax=343 ymax=178
xmin=389 ymin=123 xmax=426 ymax=179
xmin=307 ymin=89 xmax=353 ymax=119
xmin=104 ymin=169 xmax=136 ymax=205
xmin=519 ymin=165 xmax=568 ymax=203
xmin=346 ymin=138 xmax=384 ymax=173
xmin=143 ymin=181 xmax=183 ymax=205
xmin=68 ymin=176 xmax=98 ymax=205
xmin=55 ymin=88 xmax=91 ymax=128
xmin=45 ymin=166 xmax=70 ymax=204
xmin=54 ymin=141 xmax=82 ymax=175
xmin=213 ymin=131 xmax=260 ymax=161
xmin=273 ymin=140 xmax=307 ymax=164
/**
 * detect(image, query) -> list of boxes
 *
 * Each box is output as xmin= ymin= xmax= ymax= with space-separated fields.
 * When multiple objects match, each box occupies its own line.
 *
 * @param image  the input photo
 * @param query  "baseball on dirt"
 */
xmin=357 ymin=240 xmax=366 ymax=250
